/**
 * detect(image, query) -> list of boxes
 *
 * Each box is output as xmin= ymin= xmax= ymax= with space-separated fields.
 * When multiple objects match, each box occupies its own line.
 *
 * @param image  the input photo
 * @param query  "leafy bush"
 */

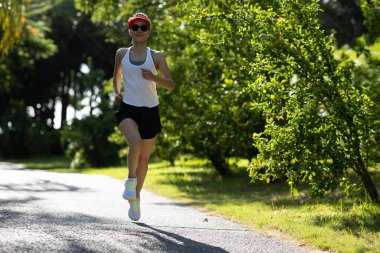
xmin=0 ymin=100 xmax=61 ymax=158
xmin=190 ymin=0 xmax=379 ymax=201
xmin=61 ymin=112 xmax=121 ymax=168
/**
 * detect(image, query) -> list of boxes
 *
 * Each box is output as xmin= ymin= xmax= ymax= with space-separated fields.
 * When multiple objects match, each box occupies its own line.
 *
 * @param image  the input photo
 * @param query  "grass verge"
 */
xmin=11 ymin=156 xmax=380 ymax=253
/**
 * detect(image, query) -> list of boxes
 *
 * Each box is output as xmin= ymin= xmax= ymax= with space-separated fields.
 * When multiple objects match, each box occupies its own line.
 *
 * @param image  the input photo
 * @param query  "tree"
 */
xmin=46 ymin=0 xmax=116 ymax=128
xmin=0 ymin=0 xmax=117 ymax=159
xmin=190 ymin=0 xmax=379 ymax=201
xmin=0 ymin=0 xmax=60 ymax=158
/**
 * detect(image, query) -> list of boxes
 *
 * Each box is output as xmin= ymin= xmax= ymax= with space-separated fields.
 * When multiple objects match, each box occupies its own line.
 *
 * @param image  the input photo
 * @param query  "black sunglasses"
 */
xmin=130 ymin=24 xmax=149 ymax=32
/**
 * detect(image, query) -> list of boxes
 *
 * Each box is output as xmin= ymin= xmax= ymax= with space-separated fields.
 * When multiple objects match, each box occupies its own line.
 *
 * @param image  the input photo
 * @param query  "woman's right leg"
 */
xmin=118 ymin=118 xmax=143 ymax=220
xmin=118 ymin=118 xmax=142 ymax=178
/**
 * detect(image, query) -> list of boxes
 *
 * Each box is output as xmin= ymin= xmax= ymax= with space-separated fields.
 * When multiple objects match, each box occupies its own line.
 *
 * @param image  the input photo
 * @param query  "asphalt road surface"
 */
xmin=0 ymin=162 xmax=316 ymax=253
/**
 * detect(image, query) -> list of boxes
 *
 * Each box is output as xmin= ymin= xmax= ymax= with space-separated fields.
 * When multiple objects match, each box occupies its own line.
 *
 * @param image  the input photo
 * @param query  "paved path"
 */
xmin=0 ymin=162 xmax=315 ymax=253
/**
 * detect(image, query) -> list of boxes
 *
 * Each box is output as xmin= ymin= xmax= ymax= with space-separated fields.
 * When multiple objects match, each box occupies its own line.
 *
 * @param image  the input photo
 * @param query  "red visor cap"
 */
xmin=128 ymin=13 xmax=152 ymax=27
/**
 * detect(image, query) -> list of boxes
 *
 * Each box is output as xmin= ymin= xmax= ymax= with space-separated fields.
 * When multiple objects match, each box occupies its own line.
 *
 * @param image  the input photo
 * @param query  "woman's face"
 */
xmin=128 ymin=20 xmax=151 ymax=43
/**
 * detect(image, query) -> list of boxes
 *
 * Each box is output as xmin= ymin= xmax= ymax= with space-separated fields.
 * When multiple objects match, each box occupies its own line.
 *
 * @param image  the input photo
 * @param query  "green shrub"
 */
xmin=61 ymin=112 xmax=121 ymax=168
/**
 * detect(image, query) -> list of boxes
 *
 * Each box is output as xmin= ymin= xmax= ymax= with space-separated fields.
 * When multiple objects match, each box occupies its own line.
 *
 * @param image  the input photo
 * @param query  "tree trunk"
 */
xmin=344 ymin=113 xmax=379 ymax=202
xmin=207 ymin=151 xmax=231 ymax=177
xmin=355 ymin=157 xmax=379 ymax=202
xmin=60 ymin=69 xmax=71 ymax=129
xmin=169 ymin=157 xmax=175 ymax=167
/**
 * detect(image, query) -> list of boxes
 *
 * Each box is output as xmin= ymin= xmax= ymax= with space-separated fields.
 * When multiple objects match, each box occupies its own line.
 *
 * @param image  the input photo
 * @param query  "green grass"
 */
xmin=8 ymin=156 xmax=71 ymax=171
xmin=12 ymin=156 xmax=380 ymax=253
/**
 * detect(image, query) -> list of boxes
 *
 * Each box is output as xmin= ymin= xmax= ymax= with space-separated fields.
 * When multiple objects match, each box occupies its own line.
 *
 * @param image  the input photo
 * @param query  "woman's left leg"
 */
xmin=135 ymin=138 xmax=156 ymax=199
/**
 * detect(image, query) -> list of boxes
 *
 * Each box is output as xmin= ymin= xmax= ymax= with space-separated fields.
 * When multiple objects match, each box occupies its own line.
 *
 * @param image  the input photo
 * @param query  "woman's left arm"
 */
xmin=141 ymin=51 xmax=175 ymax=90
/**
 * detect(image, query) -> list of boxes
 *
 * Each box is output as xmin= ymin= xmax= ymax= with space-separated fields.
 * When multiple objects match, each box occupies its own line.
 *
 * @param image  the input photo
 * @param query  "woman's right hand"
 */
xmin=115 ymin=93 xmax=123 ymax=105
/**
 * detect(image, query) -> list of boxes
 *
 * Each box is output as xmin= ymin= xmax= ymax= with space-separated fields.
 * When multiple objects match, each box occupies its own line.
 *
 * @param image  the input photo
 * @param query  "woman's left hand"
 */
xmin=141 ymin=68 xmax=156 ymax=81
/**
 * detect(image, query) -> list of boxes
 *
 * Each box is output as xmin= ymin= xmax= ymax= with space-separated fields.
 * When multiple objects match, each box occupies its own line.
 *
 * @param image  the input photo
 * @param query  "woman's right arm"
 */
xmin=113 ymin=48 xmax=126 ymax=105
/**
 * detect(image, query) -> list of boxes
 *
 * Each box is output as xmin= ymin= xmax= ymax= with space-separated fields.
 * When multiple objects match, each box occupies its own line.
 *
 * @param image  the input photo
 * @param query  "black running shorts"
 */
xmin=115 ymin=102 xmax=162 ymax=139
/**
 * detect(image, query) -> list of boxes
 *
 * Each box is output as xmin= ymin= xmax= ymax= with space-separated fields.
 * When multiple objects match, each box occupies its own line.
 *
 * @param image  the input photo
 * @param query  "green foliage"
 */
xmin=0 ymin=1 xmax=60 ymax=158
xmin=160 ymin=1 xmax=265 ymax=175
xmin=250 ymin=1 xmax=377 ymax=199
xmin=350 ymin=1 xmax=380 ymax=162
xmin=0 ymin=100 xmax=60 ymax=158
xmin=0 ymin=0 xmax=61 ymax=55
xmin=360 ymin=0 xmax=380 ymax=44
xmin=335 ymin=42 xmax=380 ymax=162
xmin=61 ymin=112 xmax=121 ymax=168
xmin=189 ymin=0 xmax=379 ymax=200
xmin=107 ymin=126 xmax=128 ymax=161
xmin=155 ymin=119 xmax=181 ymax=166
xmin=0 ymin=0 xmax=27 ymax=55
xmin=22 ymin=20 xmax=57 ymax=59
xmin=0 ymin=0 xmax=120 ymax=162
xmin=60 ymin=75 xmax=123 ymax=168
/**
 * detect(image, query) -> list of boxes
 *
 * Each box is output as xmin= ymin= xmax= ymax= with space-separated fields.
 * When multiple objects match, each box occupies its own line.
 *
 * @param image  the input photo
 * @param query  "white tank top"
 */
xmin=121 ymin=47 xmax=159 ymax=107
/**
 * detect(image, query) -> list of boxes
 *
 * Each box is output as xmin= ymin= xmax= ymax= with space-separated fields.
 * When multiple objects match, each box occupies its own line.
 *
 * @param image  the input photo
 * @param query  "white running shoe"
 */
xmin=128 ymin=199 xmax=141 ymax=221
xmin=122 ymin=178 xmax=137 ymax=201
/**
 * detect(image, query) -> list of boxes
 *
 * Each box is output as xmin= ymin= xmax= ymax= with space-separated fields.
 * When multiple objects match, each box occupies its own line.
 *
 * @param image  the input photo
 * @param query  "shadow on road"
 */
xmin=0 ymin=179 xmax=90 ymax=193
xmin=135 ymin=222 xmax=228 ymax=253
